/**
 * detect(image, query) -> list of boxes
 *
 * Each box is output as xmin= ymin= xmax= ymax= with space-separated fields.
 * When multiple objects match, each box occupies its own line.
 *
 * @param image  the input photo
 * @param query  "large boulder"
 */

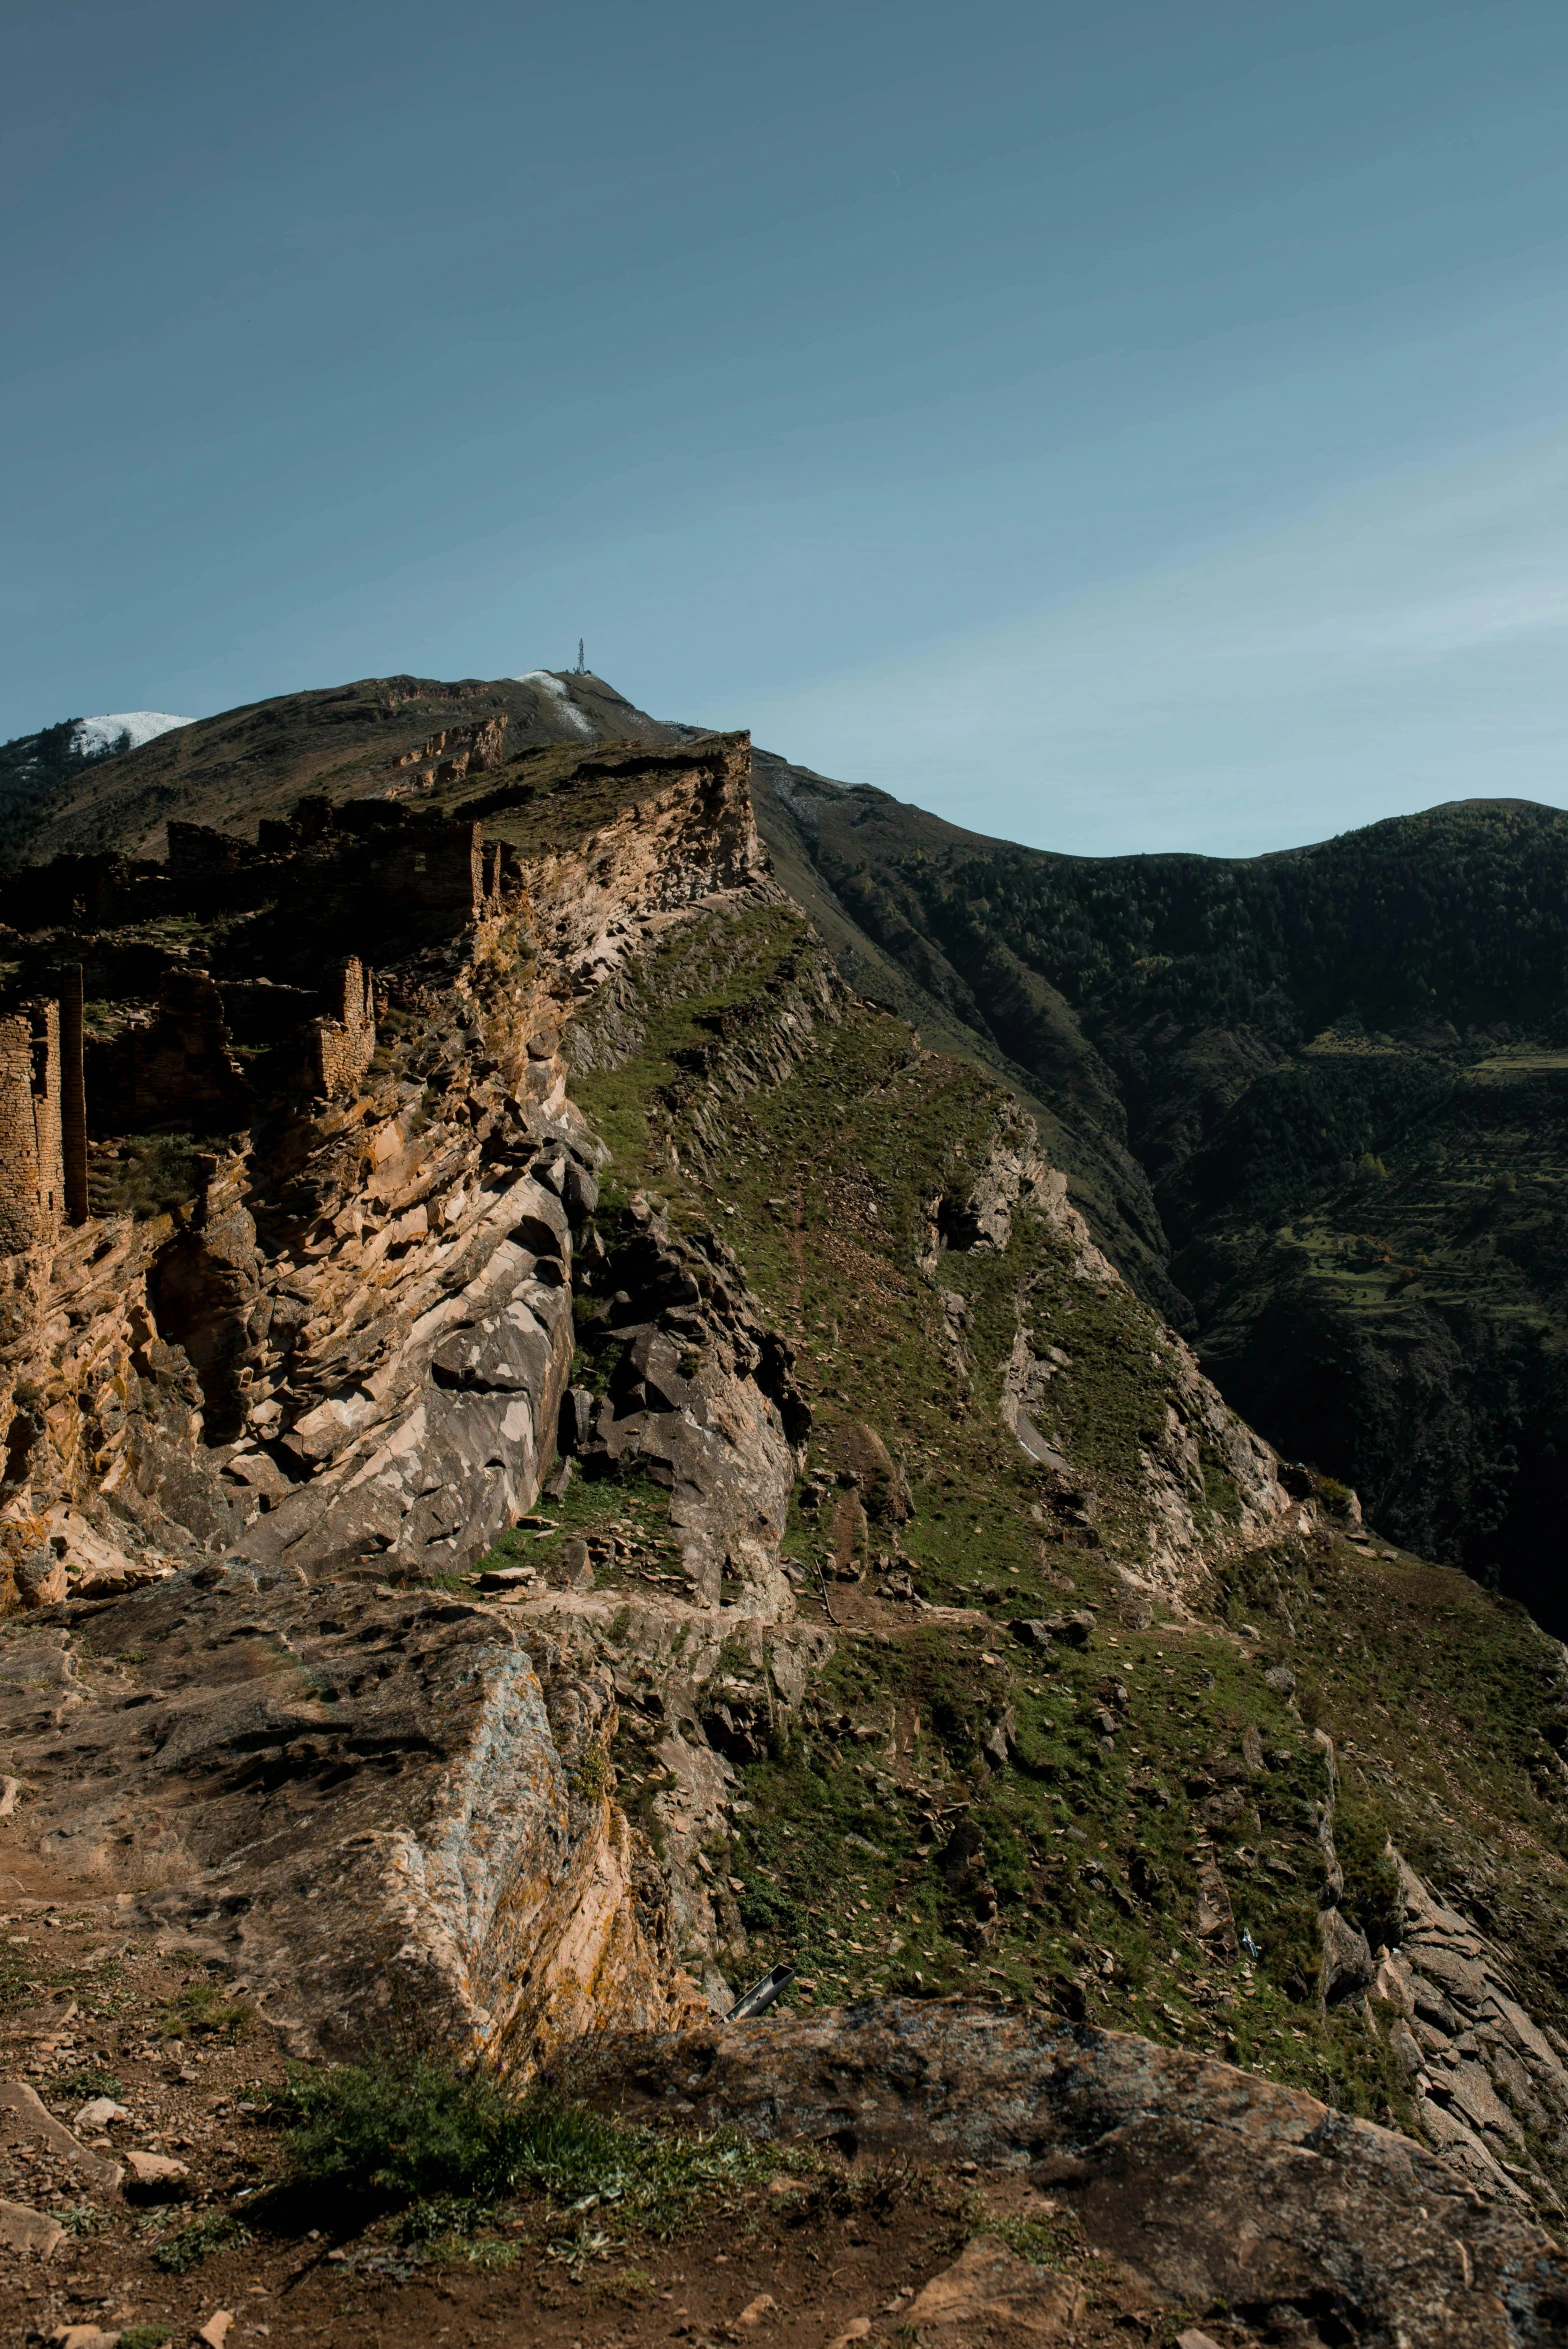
xmin=0 ymin=1564 xmax=704 ymax=2073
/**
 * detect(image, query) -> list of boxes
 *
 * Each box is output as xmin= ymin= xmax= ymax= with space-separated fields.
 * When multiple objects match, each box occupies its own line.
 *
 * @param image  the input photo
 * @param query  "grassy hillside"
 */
xmin=9 ymin=665 xmax=1567 ymax=2187
xmin=562 ymin=895 xmax=1568 ymax=2150
xmin=12 ymin=664 xmax=1567 ymax=1630
xmin=753 ymin=772 xmax=1568 ymax=1634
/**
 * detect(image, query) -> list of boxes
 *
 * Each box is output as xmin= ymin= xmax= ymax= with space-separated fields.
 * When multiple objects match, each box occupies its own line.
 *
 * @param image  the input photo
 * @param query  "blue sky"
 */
xmin=4 ymin=0 xmax=1566 ymax=854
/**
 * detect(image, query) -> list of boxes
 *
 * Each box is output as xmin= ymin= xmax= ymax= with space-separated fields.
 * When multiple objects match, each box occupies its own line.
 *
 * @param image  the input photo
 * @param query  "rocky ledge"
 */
xmin=0 ymin=1565 xmax=707 ymax=2072
xmin=613 ymin=1998 xmax=1568 ymax=2347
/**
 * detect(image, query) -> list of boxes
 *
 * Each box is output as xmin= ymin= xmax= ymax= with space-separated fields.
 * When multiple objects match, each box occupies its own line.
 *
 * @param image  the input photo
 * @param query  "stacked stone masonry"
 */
xmin=311 ymin=956 xmax=377 ymax=1098
xmin=0 ymin=1001 xmax=63 ymax=1254
xmin=0 ymin=729 xmax=796 ymax=2076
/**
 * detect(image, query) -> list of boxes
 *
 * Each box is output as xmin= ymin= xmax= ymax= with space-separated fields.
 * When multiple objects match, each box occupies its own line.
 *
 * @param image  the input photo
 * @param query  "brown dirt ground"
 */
xmin=0 ymin=1904 xmax=1244 ymax=2349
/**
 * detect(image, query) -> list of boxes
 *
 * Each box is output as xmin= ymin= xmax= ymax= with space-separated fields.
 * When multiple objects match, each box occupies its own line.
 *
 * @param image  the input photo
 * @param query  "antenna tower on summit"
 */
xmin=575 ymin=638 xmax=586 ymax=674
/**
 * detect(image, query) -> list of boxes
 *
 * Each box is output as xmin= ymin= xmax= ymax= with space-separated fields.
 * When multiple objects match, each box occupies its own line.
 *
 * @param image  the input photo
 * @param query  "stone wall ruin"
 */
xmin=0 ymin=795 xmax=517 ymax=1232
xmin=311 ymin=956 xmax=377 ymax=1098
xmin=0 ymin=1001 xmax=64 ymax=1254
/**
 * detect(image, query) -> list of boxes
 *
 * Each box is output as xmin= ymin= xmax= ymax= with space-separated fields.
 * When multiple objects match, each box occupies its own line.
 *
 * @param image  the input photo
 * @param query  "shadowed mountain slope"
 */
xmin=752 ymin=759 xmax=1568 ymax=1634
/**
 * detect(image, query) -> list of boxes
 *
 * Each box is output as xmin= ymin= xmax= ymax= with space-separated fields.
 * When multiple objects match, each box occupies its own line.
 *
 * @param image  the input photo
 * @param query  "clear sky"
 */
xmin=4 ymin=0 xmax=1567 ymax=855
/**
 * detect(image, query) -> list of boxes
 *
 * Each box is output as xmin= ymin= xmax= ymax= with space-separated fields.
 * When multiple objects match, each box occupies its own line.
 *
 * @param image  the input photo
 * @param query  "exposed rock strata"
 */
xmin=0 ymin=732 xmax=766 ymax=1592
xmin=1373 ymin=1851 xmax=1568 ymax=2208
xmin=521 ymin=735 xmax=766 ymax=1005
xmin=506 ymin=1585 xmax=831 ymax=2010
xmin=564 ymin=1192 xmax=808 ymax=1612
xmin=567 ymin=882 xmax=850 ymax=1188
xmin=0 ymin=732 xmax=802 ymax=2049
xmin=942 ymin=1101 xmax=1292 ymax=1601
xmin=0 ymin=1562 xmax=707 ymax=2071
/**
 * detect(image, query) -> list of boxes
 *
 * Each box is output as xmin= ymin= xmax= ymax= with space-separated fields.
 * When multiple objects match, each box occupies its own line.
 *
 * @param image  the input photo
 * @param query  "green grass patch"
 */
xmin=151 ymin=2210 xmax=253 ymax=2273
xmin=980 ymin=2208 xmax=1081 ymax=2271
xmin=279 ymin=2050 xmax=790 ymax=2235
xmin=471 ymin=1466 xmax=682 ymax=1591
xmin=160 ymin=1982 xmax=256 ymax=2041
xmin=430 ymin=2234 xmax=522 ymax=2270
xmin=86 ymin=1130 xmax=225 ymax=1220
xmin=57 ymin=2064 xmax=124 ymax=2101
xmin=51 ymin=2200 xmax=109 ymax=2235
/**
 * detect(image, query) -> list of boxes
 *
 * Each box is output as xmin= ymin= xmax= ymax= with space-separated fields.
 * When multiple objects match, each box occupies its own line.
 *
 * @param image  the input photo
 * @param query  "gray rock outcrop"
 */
xmin=612 ymin=1998 xmax=1568 ymax=2348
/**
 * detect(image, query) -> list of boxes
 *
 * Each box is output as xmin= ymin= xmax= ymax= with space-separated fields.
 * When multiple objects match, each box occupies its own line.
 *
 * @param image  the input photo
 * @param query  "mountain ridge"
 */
xmin=749 ymin=759 xmax=1568 ymax=1632
xmin=6 ymin=672 xmax=1565 ymax=1625
xmin=0 ymin=686 xmax=1565 ymax=2334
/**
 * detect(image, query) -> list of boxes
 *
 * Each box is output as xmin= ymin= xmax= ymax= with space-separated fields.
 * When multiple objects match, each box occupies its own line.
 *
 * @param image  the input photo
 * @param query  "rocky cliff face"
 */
xmin=0 ymin=1566 xmax=716 ymax=2076
xmin=0 ymin=729 xmax=806 ymax=2061
xmin=3 ymin=687 xmax=1568 ymax=2313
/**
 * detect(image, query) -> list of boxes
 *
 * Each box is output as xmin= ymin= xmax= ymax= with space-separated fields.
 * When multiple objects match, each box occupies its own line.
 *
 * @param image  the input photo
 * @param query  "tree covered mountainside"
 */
xmin=754 ymin=771 xmax=1568 ymax=1634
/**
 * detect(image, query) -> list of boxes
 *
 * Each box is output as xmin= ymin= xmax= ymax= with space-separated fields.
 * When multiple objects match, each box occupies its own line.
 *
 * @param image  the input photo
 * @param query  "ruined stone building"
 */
xmin=0 ymin=801 xmax=512 ymax=1246
xmin=0 ymin=999 xmax=64 ymax=1254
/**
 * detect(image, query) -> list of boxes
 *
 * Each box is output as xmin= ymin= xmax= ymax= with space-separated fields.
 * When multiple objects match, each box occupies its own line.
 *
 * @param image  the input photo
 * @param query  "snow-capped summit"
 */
xmin=72 ymin=712 xmax=190 ymax=758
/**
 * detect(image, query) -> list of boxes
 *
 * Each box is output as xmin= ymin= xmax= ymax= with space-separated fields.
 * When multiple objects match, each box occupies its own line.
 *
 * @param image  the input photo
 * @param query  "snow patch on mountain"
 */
xmin=73 ymin=712 xmax=190 ymax=758
xmin=510 ymin=672 xmax=593 ymax=738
